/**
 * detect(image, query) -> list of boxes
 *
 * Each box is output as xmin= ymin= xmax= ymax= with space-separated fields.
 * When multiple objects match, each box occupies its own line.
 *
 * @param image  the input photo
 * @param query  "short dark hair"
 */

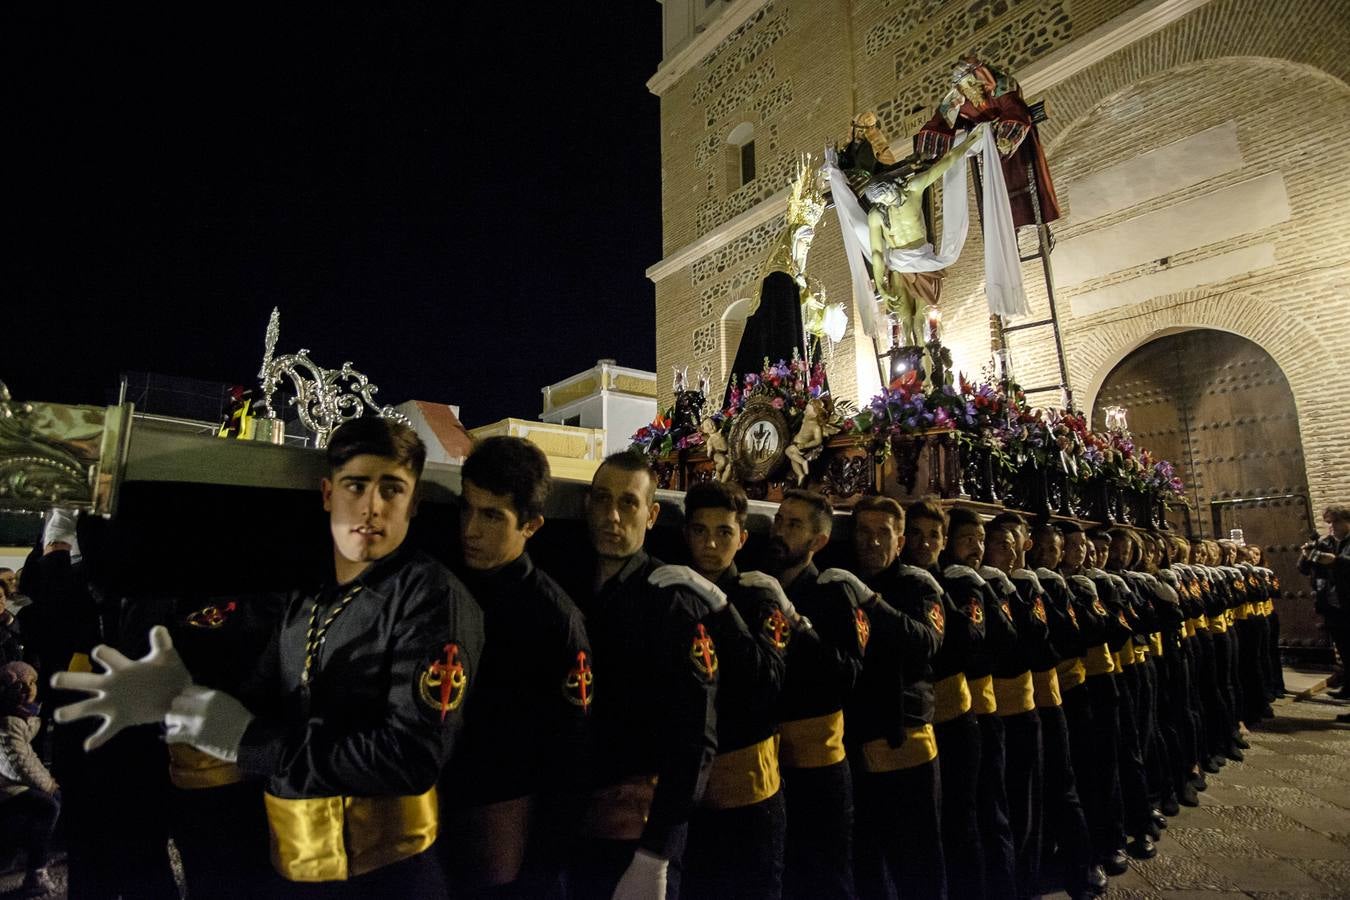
xmin=685 ymin=480 xmax=749 ymax=526
xmin=1031 ymin=522 xmax=1062 ymax=545
xmin=852 ymin=495 xmax=903 ymax=531
xmin=326 ymin=417 xmax=427 ymax=481
xmin=782 ymin=488 xmax=834 ymax=536
xmin=946 ymin=506 xmax=983 ymax=537
xmin=1108 ymin=527 xmax=1141 ymax=565
xmin=463 ymin=436 xmax=551 ymax=523
xmin=905 ymin=498 xmax=947 ymax=533
xmin=1055 ymin=521 xmax=1083 ymax=536
xmin=1325 ymin=505 xmax=1350 ymax=524
xmin=989 ymin=511 xmax=1027 ymax=534
xmin=594 ymin=451 xmax=657 ymax=501
xmin=1087 ymin=529 xmax=1111 ymax=543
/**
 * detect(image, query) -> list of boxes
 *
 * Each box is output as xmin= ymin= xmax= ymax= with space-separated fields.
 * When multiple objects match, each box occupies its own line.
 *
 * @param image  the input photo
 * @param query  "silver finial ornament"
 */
xmin=256 ymin=309 xmax=412 ymax=448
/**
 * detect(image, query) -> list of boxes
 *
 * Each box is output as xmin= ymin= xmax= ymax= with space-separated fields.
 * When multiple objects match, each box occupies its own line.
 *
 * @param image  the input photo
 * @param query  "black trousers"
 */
xmin=853 ymin=757 xmax=944 ymax=900
xmin=1062 ymin=682 xmax=1112 ymax=860
xmin=1112 ymin=669 xmax=1154 ymax=836
xmin=170 ymin=783 xmax=273 ymax=900
xmin=273 ymin=850 xmax=448 ymax=899
xmin=1238 ymin=618 xmax=1268 ymax=723
xmin=935 ymin=712 xmax=984 ymax=900
xmin=1160 ymin=646 xmax=1198 ymax=792
xmin=782 ymin=761 xmax=855 ymax=900
xmin=1267 ymin=613 xmax=1286 ymax=696
xmin=682 ymin=791 xmax=786 ymax=900
xmin=1083 ymin=674 xmax=1126 ymax=855
xmin=1000 ymin=709 xmax=1042 ymax=900
xmin=1193 ymin=630 xmax=1232 ymax=759
xmin=0 ymin=789 xmax=59 ymax=871
xmin=976 ymin=713 xmax=1017 ymax=900
xmin=1037 ymin=704 xmax=1094 ymax=894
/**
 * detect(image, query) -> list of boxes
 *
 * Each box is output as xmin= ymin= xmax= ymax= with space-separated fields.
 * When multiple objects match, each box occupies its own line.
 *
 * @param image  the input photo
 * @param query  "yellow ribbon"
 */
xmin=778 ymin=710 xmax=846 ymax=769
xmin=968 ymin=674 xmax=996 ymax=716
xmin=1083 ymin=643 xmax=1115 ymax=677
xmin=702 ymin=735 xmax=781 ymax=809
xmin=167 ymin=744 xmax=244 ymax=790
xmin=1055 ymin=658 xmax=1087 ymax=692
xmin=1032 ymin=668 xmax=1062 ymax=708
xmin=264 ymin=787 xmax=439 ymax=882
xmin=859 ymin=724 xmax=938 ymax=773
xmin=993 ymin=672 xmax=1035 ymax=716
xmin=933 ymin=673 xmax=972 ymax=723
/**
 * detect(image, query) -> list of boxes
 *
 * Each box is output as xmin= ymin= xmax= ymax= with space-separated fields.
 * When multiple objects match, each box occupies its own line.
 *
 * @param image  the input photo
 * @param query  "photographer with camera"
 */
xmin=1300 ymin=506 xmax=1350 ymax=719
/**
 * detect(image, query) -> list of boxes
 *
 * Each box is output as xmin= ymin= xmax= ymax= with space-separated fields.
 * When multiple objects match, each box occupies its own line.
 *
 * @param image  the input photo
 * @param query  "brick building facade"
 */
xmin=647 ymin=0 xmax=1349 ymax=521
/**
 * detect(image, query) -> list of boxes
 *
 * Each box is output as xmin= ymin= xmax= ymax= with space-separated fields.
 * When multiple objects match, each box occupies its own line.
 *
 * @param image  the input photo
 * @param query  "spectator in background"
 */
xmin=1301 ymin=506 xmax=1350 ymax=716
xmin=0 ymin=661 xmax=60 ymax=897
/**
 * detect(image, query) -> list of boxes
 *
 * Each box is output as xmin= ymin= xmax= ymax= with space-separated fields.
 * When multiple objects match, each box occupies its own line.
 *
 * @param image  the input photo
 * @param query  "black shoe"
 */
xmin=1234 ymin=735 xmax=1252 ymax=750
xmin=1144 ymin=820 xmax=1162 ymax=841
xmin=1178 ymin=783 xmax=1200 ymax=807
xmin=1190 ymin=772 xmax=1208 ymax=791
xmin=1226 ymin=747 xmax=1245 ymax=762
xmin=1336 ymin=712 xmax=1350 ymax=723
xmin=1102 ymin=848 xmax=1130 ymax=875
xmin=1151 ymin=808 xmax=1169 ymax=830
xmin=1202 ymin=757 xmax=1222 ymax=773
xmin=1083 ymin=863 xmax=1108 ymax=893
xmin=1127 ymin=835 xmax=1157 ymax=859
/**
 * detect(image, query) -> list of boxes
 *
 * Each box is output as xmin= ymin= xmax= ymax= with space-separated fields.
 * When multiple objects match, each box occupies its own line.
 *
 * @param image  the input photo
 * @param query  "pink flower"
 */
xmin=772 ymin=397 xmax=785 ymax=409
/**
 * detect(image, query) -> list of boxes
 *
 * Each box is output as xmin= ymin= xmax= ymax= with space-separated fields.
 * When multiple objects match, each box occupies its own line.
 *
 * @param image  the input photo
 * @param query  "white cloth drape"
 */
xmin=825 ymin=120 xmax=1029 ymax=338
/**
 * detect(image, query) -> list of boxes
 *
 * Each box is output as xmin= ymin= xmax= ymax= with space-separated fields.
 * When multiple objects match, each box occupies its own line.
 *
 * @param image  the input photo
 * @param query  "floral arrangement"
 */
xmin=629 ymin=355 xmax=854 ymax=459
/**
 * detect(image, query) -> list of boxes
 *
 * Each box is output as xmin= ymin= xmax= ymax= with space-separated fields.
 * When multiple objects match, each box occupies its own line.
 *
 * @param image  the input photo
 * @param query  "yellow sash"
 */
xmin=264 ymin=787 xmax=438 ymax=882
xmin=1210 ymin=614 xmax=1228 ymax=634
xmin=702 ymin=735 xmax=781 ymax=809
xmin=968 ymin=674 xmax=996 ymax=716
xmin=860 ymin=724 xmax=938 ymax=773
xmin=1184 ymin=618 xmax=1199 ymax=639
xmin=1149 ymin=632 xmax=1164 ymax=658
xmin=1083 ymin=643 xmax=1115 ymax=678
xmin=934 ymin=673 xmax=972 ymax=723
xmin=1032 ymin=668 xmax=1062 ymax=708
xmin=1055 ymin=658 xmax=1087 ymax=692
xmin=779 ymin=710 xmax=846 ymax=769
xmin=1264 ymin=600 xmax=1274 ymax=616
xmin=167 ymin=744 xmax=244 ymax=790
xmin=993 ymin=672 xmax=1035 ymax=716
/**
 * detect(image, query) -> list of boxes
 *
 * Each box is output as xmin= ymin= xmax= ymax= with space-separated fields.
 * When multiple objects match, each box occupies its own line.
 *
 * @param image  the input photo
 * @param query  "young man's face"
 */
xmin=1030 ymin=530 xmax=1063 ymax=570
xmin=983 ymin=528 xmax=1016 ymax=573
xmin=0 ymin=570 xmax=14 ymax=599
xmin=1062 ymin=532 xmax=1087 ymax=569
xmin=948 ymin=523 xmax=985 ymax=569
xmin=460 ymin=479 xmax=540 ymax=572
xmin=904 ymin=517 xmax=946 ymax=570
xmin=586 ymin=464 xmax=659 ymax=560
xmin=1329 ymin=515 xmax=1350 ymax=541
xmin=768 ymin=499 xmax=825 ymax=573
xmin=684 ymin=507 xmax=747 ymax=580
xmin=1107 ymin=534 xmax=1132 ymax=569
xmin=322 ymin=454 xmax=417 ymax=576
xmin=854 ymin=510 xmax=903 ymax=576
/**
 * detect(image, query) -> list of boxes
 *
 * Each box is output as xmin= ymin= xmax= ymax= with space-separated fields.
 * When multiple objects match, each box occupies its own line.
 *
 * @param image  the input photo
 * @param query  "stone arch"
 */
xmin=1033 ymin=0 xmax=1350 ymax=151
xmin=1075 ymin=290 xmax=1333 ymax=420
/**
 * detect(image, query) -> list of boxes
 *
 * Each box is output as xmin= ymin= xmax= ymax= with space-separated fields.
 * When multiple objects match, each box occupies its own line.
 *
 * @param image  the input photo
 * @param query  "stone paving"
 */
xmin=4 ymin=672 xmax=1349 ymax=899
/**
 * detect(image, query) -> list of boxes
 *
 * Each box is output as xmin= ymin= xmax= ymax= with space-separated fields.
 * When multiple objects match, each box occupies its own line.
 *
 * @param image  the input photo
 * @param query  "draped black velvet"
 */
xmin=722 ymin=271 xmax=827 ymax=410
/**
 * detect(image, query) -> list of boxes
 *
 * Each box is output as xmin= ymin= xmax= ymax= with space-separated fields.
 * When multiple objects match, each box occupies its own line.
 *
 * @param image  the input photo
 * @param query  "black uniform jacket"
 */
xmin=978 ymin=567 xmax=1027 ymax=679
xmin=236 ymin=546 xmax=485 ymax=800
xmin=1063 ymin=571 xmax=1110 ymax=651
xmin=779 ymin=562 xmax=866 ymax=726
xmin=935 ymin=564 xmax=988 ymax=682
xmin=447 ymin=552 xmax=592 ymax=807
xmin=574 ymin=550 xmax=718 ymax=858
xmin=1010 ymin=569 xmax=1059 ymax=671
xmin=861 ymin=560 xmax=944 ymax=736
xmin=709 ymin=564 xmax=786 ymax=754
xmin=1036 ymin=568 xmax=1083 ymax=661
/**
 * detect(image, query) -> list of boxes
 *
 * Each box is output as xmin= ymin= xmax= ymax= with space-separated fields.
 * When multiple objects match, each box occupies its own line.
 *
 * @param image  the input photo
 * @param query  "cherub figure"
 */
xmin=700 ymin=417 xmax=733 ymax=482
xmin=785 ymin=398 xmax=841 ymax=485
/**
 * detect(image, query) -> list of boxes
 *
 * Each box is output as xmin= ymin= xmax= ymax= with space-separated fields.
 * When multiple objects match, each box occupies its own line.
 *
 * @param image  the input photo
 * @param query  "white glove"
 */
xmin=166 ymin=684 xmax=255 ymax=763
xmin=611 ymin=848 xmax=669 ymax=900
xmin=817 ymin=567 xmax=873 ymax=602
xmin=738 ymin=570 xmax=798 ymax=621
xmin=42 ymin=508 xmax=81 ymax=558
xmin=648 ymin=565 xmax=728 ymax=616
xmin=50 ymin=625 xmax=192 ymax=751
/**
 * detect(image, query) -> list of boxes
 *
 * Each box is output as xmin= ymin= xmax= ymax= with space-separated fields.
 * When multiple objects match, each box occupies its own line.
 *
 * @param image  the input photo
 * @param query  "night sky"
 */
xmin=7 ymin=5 xmax=663 ymax=427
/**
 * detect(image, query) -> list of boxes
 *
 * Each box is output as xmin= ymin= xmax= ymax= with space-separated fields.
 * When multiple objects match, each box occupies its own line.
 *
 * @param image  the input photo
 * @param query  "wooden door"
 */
xmin=1093 ymin=330 xmax=1319 ymax=645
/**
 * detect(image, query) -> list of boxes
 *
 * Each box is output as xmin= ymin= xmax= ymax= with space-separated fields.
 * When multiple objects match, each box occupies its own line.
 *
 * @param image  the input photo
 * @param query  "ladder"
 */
xmin=970 ymin=100 xmax=1074 ymax=409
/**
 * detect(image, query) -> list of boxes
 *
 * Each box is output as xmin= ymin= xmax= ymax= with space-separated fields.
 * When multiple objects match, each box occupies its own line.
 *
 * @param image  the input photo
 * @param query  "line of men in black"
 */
xmin=49 ymin=420 xmax=1285 ymax=900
